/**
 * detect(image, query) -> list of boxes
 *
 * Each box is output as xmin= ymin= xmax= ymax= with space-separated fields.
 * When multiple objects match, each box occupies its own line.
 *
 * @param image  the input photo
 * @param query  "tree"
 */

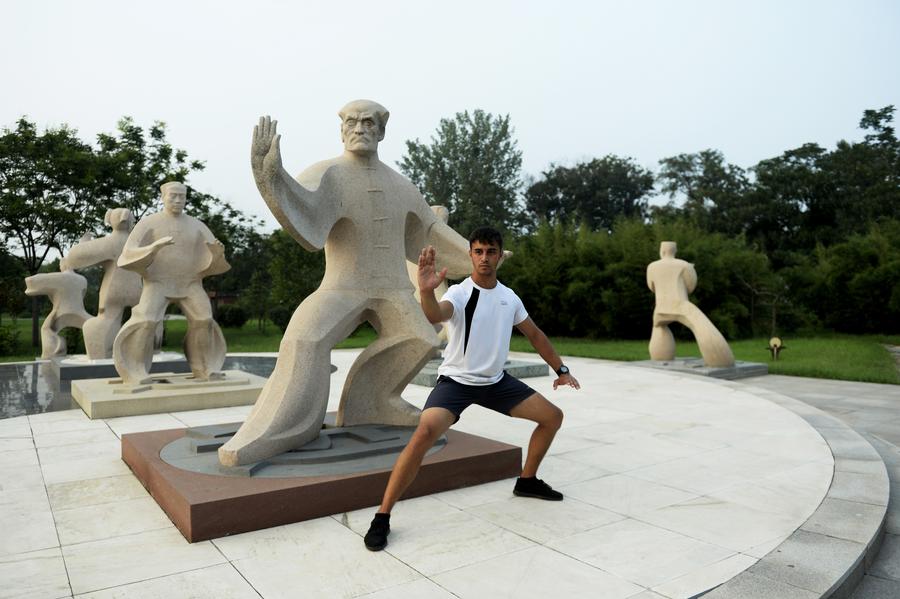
xmin=656 ymin=149 xmax=750 ymax=235
xmin=93 ymin=117 xmax=205 ymax=221
xmin=525 ymin=156 xmax=654 ymax=231
xmin=0 ymin=118 xmax=99 ymax=345
xmin=267 ymin=229 xmax=325 ymax=312
xmin=398 ymin=110 xmax=525 ymax=236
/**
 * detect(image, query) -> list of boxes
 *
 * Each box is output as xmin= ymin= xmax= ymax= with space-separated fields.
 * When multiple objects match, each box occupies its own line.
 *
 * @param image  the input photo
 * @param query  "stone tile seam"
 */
xmin=694 ymin=380 xmax=889 ymax=598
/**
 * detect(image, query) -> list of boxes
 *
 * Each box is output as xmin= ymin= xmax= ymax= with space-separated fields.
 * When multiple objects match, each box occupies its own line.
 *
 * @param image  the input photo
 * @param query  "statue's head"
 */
xmin=660 ymin=241 xmax=677 ymax=258
xmin=105 ymin=208 xmax=135 ymax=232
xmin=339 ymin=99 xmax=389 ymax=155
xmin=161 ymin=181 xmax=188 ymax=216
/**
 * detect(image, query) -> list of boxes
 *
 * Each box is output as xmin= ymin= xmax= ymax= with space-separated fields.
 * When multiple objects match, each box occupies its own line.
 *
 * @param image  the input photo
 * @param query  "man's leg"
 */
xmin=509 ymin=393 xmax=564 ymax=478
xmin=113 ymin=285 xmax=169 ymax=384
xmin=364 ymin=407 xmax=456 ymax=551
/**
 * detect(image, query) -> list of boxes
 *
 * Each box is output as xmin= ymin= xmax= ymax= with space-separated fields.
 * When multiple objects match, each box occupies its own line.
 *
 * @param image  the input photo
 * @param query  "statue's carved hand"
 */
xmin=417 ymin=245 xmax=447 ymax=293
xmin=251 ymin=116 xmax=282 ymax=183
xmin=149 ymin=236 xmax=175 ymax=253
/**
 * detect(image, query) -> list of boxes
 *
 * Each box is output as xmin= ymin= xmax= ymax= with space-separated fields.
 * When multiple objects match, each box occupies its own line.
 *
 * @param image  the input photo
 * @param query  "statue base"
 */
xmin=71 ymin=370 xmax=266 ymax=419
xmin=121 ymin=418 xmax=522 ymax=542
xmin=411 ymin=358 xmax=549 ymax=387
xmin=50 ymin=351 xmax=191 ymax=382
xmin=632 ymin=357 xmax=768 ymax=380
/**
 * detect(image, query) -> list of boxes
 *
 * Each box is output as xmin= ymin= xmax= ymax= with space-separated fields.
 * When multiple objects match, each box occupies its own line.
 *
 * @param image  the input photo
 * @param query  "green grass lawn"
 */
xmin=3 ymin=314 xmax=898 ymax=385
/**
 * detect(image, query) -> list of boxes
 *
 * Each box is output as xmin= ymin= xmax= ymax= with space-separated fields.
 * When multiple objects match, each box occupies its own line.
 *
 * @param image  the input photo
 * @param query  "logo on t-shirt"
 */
xmin=500 ymin=300 xmax=508 ymax=306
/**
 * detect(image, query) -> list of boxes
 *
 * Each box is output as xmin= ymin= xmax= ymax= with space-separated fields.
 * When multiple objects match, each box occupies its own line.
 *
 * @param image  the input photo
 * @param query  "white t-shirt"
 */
xmin=437 ymin=277 xmax=529 ymax=385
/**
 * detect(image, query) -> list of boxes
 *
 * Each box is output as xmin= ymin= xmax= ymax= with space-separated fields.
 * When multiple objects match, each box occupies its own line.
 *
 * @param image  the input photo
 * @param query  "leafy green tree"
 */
xmin=525 ymin=156 xmax=654 ymax=231
xmin=93 ymin=117 xmax=204 ymax=221
xmin=656 ymin=149 xmax=750 ymax=236
xmin=267 ymin=229 xmax=325 ymax=312
xmin=0 ymin=118 xmax=99 ymax=345
xmin=399 ymin=110 xmax=525 ymax=236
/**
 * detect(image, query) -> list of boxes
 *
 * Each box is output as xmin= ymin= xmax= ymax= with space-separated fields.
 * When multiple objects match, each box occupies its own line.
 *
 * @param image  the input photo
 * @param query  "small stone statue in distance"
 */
xmin=60 ymin=208 xmax=142 ymax=359
xmin=646 ymin=241 xmax=735 ymax=367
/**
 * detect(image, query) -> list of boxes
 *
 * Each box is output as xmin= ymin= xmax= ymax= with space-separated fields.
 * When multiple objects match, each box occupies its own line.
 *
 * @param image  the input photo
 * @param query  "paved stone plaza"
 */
xmin=0 ymin=350 xmax=896 ymax=598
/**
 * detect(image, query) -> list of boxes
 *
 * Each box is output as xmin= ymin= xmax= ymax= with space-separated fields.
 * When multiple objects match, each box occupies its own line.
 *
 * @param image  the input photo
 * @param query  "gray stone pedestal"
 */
xmin=411 ymin=357 xmax=549 ymax=387
xmin=632 ymin=357 xmax=768 ymax=380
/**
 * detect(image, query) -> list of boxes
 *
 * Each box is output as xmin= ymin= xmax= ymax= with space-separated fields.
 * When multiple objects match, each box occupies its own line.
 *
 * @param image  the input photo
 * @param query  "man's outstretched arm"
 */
xmin=516 ymin=317 xmax=580 ymax=390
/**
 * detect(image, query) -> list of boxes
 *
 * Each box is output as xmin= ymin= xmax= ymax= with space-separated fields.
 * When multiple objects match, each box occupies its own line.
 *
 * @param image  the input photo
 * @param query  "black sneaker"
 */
xmin=364 ymin=513 xmax=390 ymax=551
xmin=513 ymin=477 xmax=563 ymax=501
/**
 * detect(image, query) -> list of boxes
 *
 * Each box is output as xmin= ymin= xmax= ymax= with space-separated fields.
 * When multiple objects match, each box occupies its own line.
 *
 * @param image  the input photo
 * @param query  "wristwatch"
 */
xmin=555 ymin=364 xmax=570 ymax=376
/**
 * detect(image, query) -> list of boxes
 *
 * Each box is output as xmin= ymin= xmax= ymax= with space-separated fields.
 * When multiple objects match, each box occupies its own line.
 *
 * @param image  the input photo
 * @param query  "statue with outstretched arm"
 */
xmin=61 ymin=208 xmax=142 ymax=359
xmin=646 ymin=241 xmax=734 ymax=367
xmin=112 ymin=182 xmax=230 ymax=384
xmin=219 ymin=100 xmax=471 ymax=467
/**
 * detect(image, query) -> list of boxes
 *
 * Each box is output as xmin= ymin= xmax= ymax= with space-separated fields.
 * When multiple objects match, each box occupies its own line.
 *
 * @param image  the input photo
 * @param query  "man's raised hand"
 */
xmin=417 ymin=245 xmax=447 ymax=293
xmin=251 ymin=116 xmax=282 ymax=180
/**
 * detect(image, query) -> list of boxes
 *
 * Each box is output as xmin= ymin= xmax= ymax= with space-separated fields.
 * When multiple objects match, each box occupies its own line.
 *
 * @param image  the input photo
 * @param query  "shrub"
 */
xmin=216 ymin=304 xmax=248 ymax=329
xmin=268 ymin=305 xmax=293 ymax=332
xmin=0 ymin=324 xmax=20 ymax=356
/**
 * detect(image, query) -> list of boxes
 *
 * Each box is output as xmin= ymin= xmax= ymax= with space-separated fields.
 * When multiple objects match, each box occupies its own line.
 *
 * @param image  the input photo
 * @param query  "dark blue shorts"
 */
xmin=423 ymin=372 xmax=537 ymax=423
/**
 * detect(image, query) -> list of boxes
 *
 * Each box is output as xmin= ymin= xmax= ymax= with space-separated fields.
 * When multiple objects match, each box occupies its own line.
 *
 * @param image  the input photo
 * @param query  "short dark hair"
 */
xmin=468 ymin=227 xmax=503 ymax=250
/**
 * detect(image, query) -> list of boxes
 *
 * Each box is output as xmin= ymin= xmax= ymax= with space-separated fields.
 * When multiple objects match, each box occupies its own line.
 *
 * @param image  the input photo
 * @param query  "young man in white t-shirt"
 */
xmin=365 ymin=227 xmax=580 ymax=551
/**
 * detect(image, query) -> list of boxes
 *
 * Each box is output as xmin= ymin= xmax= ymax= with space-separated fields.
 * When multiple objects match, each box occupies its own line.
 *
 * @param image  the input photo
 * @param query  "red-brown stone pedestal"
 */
xmin=122 ymin=427 xmax=522 ymax=542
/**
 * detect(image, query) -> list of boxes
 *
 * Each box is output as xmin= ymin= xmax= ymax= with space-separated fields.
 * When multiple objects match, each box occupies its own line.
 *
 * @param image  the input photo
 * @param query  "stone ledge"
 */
xmin=700 ymin=382 xmax=890 ymax=598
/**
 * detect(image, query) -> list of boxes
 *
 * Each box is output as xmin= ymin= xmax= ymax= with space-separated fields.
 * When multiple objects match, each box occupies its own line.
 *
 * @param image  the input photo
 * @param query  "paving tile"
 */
xmin=637 ymin=496 xmax=800 ymax=553
xmin=707 ymin=475 xmax=826 ymax=521
xmin=47 ymin=475 xmax=148 ymax=511
xmin=0 ymin=485 xmax=58 ymax=557
xmin=432 ymin=545 xmax=643 ymax=599
xmin=546 ymin=518 xmax=734 ymax=588
xmin=563 ymin=473 xmax=699 ymax=516
xmin=652 ymin=553 xmax=758 ymax=599
xmin=0 ymin=547 xmax=70 ymax=599
xmin=466 ymin=495 xmax=624 ymax=544
xmin=800 ymin=498 xmax=886 ymax=545
xmin=558 ymin=435 xmax=706 ymax=473
xmin=38 ymin=440 xmax=121 ymax=465
xmin=170 ymin=405 xmax=251 ymax=427
xmin=0 ymin=437 xmax=34 ymax=452
xmin=0 ymin=460 xmax=45 ymax=491
xmin=432 ymin=477 xmax=517 ymax=509
xmin=700 ymin=570 xmax=819 ymax=598
xmin=748 ymin=529 xmax=864 ymax=594
xmin=869 ymin=533 xmax=900 ymax=581
xmin=29 ymin=413 xmax=109 ymax=436
xmin=224 ymin=518 xmax=420 ymax=598
xmin=850 ymin=574 xmax=900 ymax=599
xmin=55 ymin=496 xmax=172 ymax=545
xmin=103 ymin=413 xmax=185 ymax=437
xmin=33 ymin=427 xmax=117 ymax=449
xmin=0 ymin=415 xmax=32 ymax=438
xmin=62 ymin=528 xmax=225 ymax=595
xmin=835 ymin=458 xmax=889 ymax=476
xmin=74 ymin=563 xmax=259 ymax=598
xmin=355 ymin=578 xmax=457 ymax=599
xmin=1 ymin=446 xmax=39 ymax=467
xmin=827 ymin=470 xmax=890 ymax=506
xmin=41 ymin=454 xmax=131 ymax=485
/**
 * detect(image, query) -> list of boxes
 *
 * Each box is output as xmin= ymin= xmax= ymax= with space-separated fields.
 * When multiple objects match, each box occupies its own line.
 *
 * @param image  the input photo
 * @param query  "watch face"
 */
xmin=558 ymin=365 xmax=569 ymax=375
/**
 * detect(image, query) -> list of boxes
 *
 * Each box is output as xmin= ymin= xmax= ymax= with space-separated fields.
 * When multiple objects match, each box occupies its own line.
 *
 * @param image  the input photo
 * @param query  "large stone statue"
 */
xmin=60 ymin=208 xmax=142 ymax=359
xmin=646 ymin=241 xmax=735 ymax=368
xmin=24 ymin=271 xmax=92 ymax=359
xmin=218 ymin=100 xmax=471 ymax=467
xmin=113 ymin=182 xmax=230 ymax=384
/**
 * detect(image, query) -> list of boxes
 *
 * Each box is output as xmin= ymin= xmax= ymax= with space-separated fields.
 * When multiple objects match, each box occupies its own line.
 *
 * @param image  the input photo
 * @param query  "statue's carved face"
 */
xmin=163 ymin=188 xmax=187 ymax=215
xmin=341 ymin=111 xmax=380 ymax=155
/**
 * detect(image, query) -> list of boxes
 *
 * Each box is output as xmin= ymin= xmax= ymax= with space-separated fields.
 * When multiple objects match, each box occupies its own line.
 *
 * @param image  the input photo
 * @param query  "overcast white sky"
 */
xmin=3 ymin=0 xmax=898 ymax=230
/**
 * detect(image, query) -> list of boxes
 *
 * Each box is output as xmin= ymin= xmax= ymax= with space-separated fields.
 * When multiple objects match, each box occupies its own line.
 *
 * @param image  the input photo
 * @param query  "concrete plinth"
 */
xmin=71 ymin=370 xmax=265 ymax=419
xmin=50 ymin=351 xmax=191 ymax=382
xmin=411 ymin=358 xmax=549 ymax=387
xmin=122 ymin=423 xmax=522 ymax=542
xmin=632 ymin=357 xmax=768 ymax=380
